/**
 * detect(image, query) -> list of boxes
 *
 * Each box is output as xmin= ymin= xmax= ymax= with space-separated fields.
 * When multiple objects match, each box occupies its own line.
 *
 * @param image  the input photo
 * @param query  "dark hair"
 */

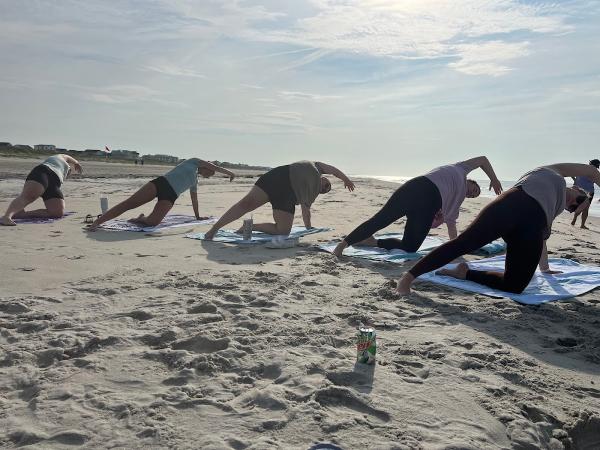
xmin=590 ymin=159 xmax=600 ymax=168
xmin=467 ymin=179 xmax=480 ymax=193
xmin=567 ymin=192 xmax=590 ymax=212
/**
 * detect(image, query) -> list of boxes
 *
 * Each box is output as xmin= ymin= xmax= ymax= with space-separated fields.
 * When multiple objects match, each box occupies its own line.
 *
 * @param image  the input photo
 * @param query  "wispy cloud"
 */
xmin=143 ymin=63 xmax=207 ymax=79
xmin=277 ymin=90 xmax=342 ymax=102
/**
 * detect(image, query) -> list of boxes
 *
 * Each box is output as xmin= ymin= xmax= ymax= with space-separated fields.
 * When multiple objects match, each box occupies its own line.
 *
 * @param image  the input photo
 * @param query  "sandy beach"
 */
xmin=1 ymin=157 xmax=599 ymax=449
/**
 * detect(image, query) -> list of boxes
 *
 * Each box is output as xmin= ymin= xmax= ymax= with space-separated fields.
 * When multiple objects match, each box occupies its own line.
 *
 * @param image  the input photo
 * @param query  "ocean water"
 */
xmin=353 ymin=174 xmax=600 ymax=219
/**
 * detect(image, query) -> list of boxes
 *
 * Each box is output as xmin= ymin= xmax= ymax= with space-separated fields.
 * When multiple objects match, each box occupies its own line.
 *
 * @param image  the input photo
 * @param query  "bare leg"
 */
xmin=88 ymin=182 xmax=157 ymax=230
xmin=1 ymin=181 xmax=45 ymax=226
xmin=131 ymin=200 xmax=173 ymax=227
xmin=580 ymin=204 xmax=590 ymax=229
xmin=251 ymin=209 xmax=294 ymax=235
xmin=205 ymin=186 xmax=268 ymax=239
xmin=13 ymin=197 xmax=66 ymax=219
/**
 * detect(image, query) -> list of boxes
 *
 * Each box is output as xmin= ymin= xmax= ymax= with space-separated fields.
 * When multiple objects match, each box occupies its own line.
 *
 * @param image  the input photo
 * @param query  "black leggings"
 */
xmin=345 ymin=176 xmax=442 ymax=252
xmin=409 ymin=187 xmax=547 ymax=294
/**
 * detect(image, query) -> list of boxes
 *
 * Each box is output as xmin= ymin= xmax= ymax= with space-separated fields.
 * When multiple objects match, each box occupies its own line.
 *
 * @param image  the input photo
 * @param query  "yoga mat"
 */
xmin=100 ymin=214 xmax=216 ymax=232
xmin=471 ymin=240 xmax=507 ymax=256
xmin=12 ymin=211 xmax=75 ymax=224
xmin=419 ymin=255 xmax=600 ymax=304
xmin=186 ymin=226 xmax=331 ymax=244
xmin=318 ymin=233 xmax=446 ymax=263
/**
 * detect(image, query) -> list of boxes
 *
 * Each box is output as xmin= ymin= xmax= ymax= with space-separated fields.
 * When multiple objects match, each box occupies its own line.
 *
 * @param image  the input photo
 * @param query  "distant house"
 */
xmin=143 ymin=154 xmax=180 ymax=164
xmin=111 ymin=149 xmax=140 ymax=160
xmin=14 ymin=144 xmax=33 ymax=151
xmin=0 ymin=142 xmax=11 ymax=147
xmin=34 ymin=144 xmax=56 ymax=152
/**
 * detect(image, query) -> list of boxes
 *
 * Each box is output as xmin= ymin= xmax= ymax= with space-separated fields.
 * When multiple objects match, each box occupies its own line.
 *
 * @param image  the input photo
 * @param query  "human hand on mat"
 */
xmin=541 ymin=269 xmax=563 ymax=275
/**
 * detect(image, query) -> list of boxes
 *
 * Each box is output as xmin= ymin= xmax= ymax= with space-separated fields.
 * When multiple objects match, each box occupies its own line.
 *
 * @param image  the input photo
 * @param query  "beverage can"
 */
xmin=242 ymin=218 xmax=253 ymax=241
xmin=356 ymin=326 xmax=376 ymax=364
xmin=100 ymin=196 xmax=109 ymax=214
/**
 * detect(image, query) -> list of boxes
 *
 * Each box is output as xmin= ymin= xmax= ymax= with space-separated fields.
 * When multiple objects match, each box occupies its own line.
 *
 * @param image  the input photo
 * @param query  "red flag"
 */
xmin=104 ymin=146 xmax=111 ymax=153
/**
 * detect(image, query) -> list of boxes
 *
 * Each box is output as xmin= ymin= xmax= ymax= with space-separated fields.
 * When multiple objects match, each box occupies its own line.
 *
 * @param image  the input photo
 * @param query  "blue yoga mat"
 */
xmin=420 ymin=256 xmax=600 ymax=304
xmin=318 ymin=233 xmax=446 ymax=263
xmin=186 ymin=226 xmax=332 ymax=244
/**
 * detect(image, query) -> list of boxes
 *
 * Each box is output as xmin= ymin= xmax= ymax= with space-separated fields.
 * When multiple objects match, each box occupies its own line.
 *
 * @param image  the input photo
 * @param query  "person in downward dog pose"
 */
xmin=87 ymin=158 xmax=235 ymax=230
xmin=332 ymin=156 xmax=503 ymax=257
xmin=1 ymin=154 xmax=83 ymax=226
xmin=396 ymin=163 xmax=596 ymax=295
xmin=204 ymin=160 xmax=355 ymax=239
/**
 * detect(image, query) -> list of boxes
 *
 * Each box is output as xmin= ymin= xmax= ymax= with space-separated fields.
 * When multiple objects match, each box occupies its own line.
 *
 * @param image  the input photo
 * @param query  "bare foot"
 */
xmin=1 ymin=216 xmax=16 ymax=226
xmin=234 ymin=224 xmax=244 ymax=234
xmin=354 ymin=236 xmax=378 ymax=247
xmin=396 ymin=273 xmax=415 ymax=295
xmin=332 ymin=240 xmax=348 ymax=257
xmin=436 ymin=262 xmax=469 ymax=279
xmin=581 ymin=225 xmax=589 ymax=230
xmin=571 ymin=219 xmax=576 ymax=226
xmin=128 ymin=214 xmax=145 ymax=224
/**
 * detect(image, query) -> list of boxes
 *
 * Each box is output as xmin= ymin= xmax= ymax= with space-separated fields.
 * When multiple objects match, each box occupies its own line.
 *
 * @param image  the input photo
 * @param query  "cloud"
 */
xmin=172 ymin=0 xmax=570 ymax=76
xmin=277 ymin=90 xmax=342 ymax=101
xmin=82 ymin=84 xmax=185 ymax=107
xmin=448 ymin=40 xmax=531 ymax=76
xmin=143 ymin=63 xmax=207 ymax=79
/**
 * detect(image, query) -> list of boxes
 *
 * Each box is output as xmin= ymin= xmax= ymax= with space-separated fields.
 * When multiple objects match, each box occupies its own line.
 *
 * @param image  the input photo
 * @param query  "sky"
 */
xmin=0 ymin=0 xmax=599 ymax=178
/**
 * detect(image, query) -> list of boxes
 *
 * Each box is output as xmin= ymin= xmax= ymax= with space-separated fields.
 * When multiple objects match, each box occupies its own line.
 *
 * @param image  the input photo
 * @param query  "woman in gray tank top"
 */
xmin=396 ymin=163 xmax=598 ymax=296
xmin=87 ymin=159 xmax=234 ymax=231
xmin=1 ymin=154 xmax=82 ymax=226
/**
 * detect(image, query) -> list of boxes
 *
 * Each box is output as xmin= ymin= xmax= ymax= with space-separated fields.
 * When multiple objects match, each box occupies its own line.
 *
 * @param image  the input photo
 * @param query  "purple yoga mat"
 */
xmin=12 ymin=211 xmax=75 ymax=224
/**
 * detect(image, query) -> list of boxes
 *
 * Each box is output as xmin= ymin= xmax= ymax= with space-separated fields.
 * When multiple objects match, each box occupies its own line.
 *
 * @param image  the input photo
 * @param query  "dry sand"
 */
xmin=0 ymin=157 xmax=599 ymax=449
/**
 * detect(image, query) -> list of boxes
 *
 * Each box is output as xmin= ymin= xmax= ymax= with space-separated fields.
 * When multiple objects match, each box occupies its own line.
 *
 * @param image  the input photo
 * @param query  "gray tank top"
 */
xmin=42 ymin=155 xmax=70 ymax=183
xmin=514 ymin=167 xmax=566 ymax=238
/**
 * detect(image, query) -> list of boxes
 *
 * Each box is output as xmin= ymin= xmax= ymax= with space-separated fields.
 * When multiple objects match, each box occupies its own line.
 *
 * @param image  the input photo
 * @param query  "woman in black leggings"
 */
xmin=333 ymin=156 xmax=503 ymax=257
xmin=396 ymin=163 xmax=598 ymax=295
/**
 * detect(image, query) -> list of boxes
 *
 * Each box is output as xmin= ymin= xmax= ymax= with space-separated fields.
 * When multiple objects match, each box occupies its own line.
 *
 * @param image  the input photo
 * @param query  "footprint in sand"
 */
xmin=314 ymin=386 xmax=390 ymax=422
xmin=171 ymin=334 xmax=230 ymax=353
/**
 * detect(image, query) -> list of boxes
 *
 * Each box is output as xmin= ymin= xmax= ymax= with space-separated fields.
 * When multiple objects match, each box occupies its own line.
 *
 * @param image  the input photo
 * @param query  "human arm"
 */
xmin=191 ymin=190 xmax=200 ymax=219
xmin=460 ymin=156 xmax=502 ymax=195
xmin=314 ymin=162 xmax=355 ymax=191
xmin=199 ymin=160 xmax=235 ymax=181
xmin=539 ymin=241 xmax=562 ymax=274
xmin=431 ymin=210 xmax=444 ymax=228
xmin=60 ymin=154 xmax=83 ymax=174
xmin=446 ymin=221 xmax=458 ymax=240
xmin=301 ymin=204 xmax=312 ymax=229
xmin=546 ymin=163 xmax=600 ymax=187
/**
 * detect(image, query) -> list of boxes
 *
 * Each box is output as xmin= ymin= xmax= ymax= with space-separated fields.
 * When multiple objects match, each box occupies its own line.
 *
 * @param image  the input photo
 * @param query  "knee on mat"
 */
xmin=48 ymin=211 xmax=64 ymax=219
xmin=504 ymin=282 xmax=528 ymax=294
xmin=403 ymin=243 xmax=420 ymax=253
xmin=276 ymin=225 xmax=292 ymax=235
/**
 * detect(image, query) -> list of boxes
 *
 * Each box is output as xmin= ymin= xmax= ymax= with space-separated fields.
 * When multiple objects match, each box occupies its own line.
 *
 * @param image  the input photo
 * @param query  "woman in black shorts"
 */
xmin=1 ymin=154 xmax=82 ymax=226
xmin=87 ymin=158 xmax=234 ymax=230
xmin=204 ymin=161 xmax=355 ymax=240
xmin=396 ymin=163 xmax=598 ymax=295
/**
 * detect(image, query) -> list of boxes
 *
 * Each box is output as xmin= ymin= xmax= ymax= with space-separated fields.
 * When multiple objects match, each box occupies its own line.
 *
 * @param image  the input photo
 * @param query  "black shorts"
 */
xmin=25 ymin=165 xmax=64 ymax=201
xmin=255 ymin=165 xmax=297 ymax=214
xmin=150 ymin=176 xmax=178 ymax=204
